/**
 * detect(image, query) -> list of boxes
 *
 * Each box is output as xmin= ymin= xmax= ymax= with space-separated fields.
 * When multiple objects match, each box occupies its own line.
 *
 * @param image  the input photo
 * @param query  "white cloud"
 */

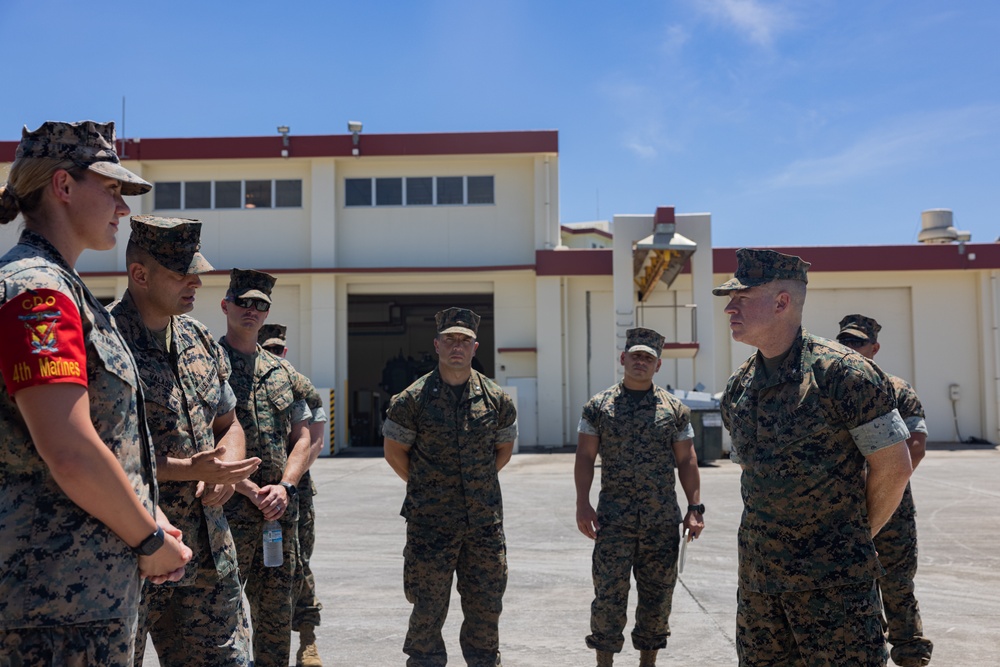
xmin=696 ymin=0 xmax=795 ymax=47
xmin=763 ymin=105 xmax=1000 ymax=189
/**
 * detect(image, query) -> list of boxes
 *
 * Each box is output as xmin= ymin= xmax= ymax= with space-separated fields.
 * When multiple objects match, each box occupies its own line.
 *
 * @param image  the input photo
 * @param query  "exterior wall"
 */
xmin=335 ymin=155 xmax=539 ymax=268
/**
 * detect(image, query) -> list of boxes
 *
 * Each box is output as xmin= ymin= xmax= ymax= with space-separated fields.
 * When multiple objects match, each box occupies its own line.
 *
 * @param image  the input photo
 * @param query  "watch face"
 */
xmin=136 ymin=527 xmax=165 ymax=556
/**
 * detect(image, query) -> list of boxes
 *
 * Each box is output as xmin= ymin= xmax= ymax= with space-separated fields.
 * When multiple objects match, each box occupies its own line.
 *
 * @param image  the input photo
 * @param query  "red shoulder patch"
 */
xmin=0 ymin=288 xmax=88 ymax=395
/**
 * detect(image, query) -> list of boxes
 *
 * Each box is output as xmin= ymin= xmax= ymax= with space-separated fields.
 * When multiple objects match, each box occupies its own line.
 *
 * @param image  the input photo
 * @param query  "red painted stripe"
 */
xmin=80 ymin=264 xmax=536 ymax=278
xmin=2 ymin=131 xmax=558 ymax=162
xmin=536 ymin=249 xmax=612 ymax=275
xmin=712 ymin=244 xmax=1000 ymax=273
xmin=497 ymin=347 xmax=537 ymax=353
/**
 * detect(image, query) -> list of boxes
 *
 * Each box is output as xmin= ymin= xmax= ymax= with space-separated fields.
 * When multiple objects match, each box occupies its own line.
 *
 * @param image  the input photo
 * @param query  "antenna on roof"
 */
xmin=120 ymin=96 xmax=127 ymax=159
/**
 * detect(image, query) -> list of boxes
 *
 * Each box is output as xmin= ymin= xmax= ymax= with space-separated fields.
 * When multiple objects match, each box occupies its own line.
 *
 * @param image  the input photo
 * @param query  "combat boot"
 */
xmin=296 ymin=624 xmax=323 ymax=667
xmin=596 ymin=649 xmax=614 ymax=667
xmin=639 ymin=649 xmax=658 ymax=666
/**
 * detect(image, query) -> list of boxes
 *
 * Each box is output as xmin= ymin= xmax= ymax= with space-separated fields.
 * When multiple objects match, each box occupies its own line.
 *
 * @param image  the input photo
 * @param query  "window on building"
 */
xmin=215 ymin=181 xmax=242 ymax=209
xmin=275 ymin=180 xmax=302 ymax=207
xmin=185 ymin=181 xmax=211 ymax=209
xmin=344 ymin=175 xmax=495 ymax=207
xmin=152 ymin=179 xmax=302 ymax=210
xmin=345 ymin=178 xmax=373 ymax=207
xmin=467 ymin=176 xmax=494 ymax=205
xmin=406 ymin=177 xmax=433 ymax=205
xmin=244 ymin=180 xmax=272 ymax=209
xmin=436 ymin=176 xmax=464 ymax=205
xmin=154 ymin=182 xmax=181 ymax=209
xmin=376 ymin=178 xmax=403 ymax=206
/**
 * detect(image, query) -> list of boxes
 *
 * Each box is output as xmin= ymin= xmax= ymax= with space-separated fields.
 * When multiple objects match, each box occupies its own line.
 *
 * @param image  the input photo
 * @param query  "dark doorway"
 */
xmin=346 ymin=293 xmax=494 ymax=448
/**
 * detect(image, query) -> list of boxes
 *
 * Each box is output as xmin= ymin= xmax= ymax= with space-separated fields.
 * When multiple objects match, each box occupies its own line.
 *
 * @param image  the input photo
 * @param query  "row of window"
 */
xmin=345 ymin=176 xmax=494 ymax=207
xmin=154 ymin=180 xmax=303 ymax=210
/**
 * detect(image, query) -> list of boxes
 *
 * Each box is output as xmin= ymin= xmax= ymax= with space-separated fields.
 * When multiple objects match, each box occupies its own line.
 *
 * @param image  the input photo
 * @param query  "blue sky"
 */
xmin=3 ymin=0 xmax=997 ymax=247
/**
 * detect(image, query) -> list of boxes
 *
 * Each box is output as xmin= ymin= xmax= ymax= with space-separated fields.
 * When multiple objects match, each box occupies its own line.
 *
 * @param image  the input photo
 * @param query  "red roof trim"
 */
xmin=80 ymin=264 xmax=536 ymax=278
xmin=536 ymin=249 xmax=612 ymax=276
xmin=497 ymin=347 xmax=537 ymax=353
xmin=713 ymin=244 xmax=1000 ymax=273
xmin=2 ymin=130 xmax=558 ymax=162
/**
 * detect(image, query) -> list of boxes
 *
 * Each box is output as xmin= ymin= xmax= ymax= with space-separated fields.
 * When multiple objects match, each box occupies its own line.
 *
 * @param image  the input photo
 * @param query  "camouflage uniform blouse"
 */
xmin=218 ymin=338 xmax=313 ymax=521
xmin=383 ymin=368 xmax=518 ymax=528
xmin=889 ymin=375 xmax=928 ymax=521
xmin=111 ymin=290 xmax=238 ymax=585
xmin=579 ymin=383 xmax=694 ymax=529
xmin=721 ymin=329 xmax=910 ymax=594
xmin=0 ymin=230 xmax=156 ymax=626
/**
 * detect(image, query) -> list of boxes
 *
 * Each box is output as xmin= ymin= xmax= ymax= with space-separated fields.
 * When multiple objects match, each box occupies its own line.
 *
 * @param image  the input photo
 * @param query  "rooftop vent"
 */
xmin=917 ymin=209 xmax=971 ymax=244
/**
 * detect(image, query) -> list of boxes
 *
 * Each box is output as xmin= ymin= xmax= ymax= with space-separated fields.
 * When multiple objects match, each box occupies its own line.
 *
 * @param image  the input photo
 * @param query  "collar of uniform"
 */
xmin=614 ymin=381 xmax=657 ymax=405
xmin=18 ymin=229 xmax=74 ymax=274
xmin=751 ymin=327 xmax=806 ymax=390
xmin=429 ymin=367 xmax=484 ymax=402
xmin=115 ymin=289 xmax=196 ymax=356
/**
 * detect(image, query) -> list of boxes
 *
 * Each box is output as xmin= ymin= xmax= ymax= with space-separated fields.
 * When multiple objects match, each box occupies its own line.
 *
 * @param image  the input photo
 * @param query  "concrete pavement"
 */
xmin=143 ymin=443 xmax=1000 ymax=666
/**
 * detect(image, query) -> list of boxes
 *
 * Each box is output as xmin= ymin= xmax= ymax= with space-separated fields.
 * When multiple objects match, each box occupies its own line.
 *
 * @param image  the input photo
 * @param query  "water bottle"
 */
xmin=263 ymin=520 xmax=283 ymax=567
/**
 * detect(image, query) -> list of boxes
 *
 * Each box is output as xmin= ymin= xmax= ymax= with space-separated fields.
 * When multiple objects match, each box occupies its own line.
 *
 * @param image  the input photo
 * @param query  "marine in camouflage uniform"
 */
xmin=0 ymin=121 xmax=175 ymax=665
xmin=837 ymin=315 xmax=933 ymax=667
xmin=715 ymin=249 xmax=913 ymax=667
xmin=111 ymin=216 xmax=257 ymax=667
xmin=259 ymin=323 xmax=328 ymax=667
xmin=220 ymin=269 xmax=315 ymax=667
xmin=575 ymin=328 xmax=703 ymax=667
xmin=383 ymin=308 xmax=518 ymax=667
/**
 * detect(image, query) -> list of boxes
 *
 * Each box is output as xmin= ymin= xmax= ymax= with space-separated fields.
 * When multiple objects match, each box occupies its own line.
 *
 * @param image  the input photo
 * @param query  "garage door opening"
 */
xmin=346 ymin=293 xmax=494 ymax=448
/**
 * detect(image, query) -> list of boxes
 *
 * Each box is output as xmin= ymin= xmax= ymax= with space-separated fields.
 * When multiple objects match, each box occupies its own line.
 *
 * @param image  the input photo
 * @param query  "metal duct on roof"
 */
xmin=633 ymin=207 xmax=697 ymax=302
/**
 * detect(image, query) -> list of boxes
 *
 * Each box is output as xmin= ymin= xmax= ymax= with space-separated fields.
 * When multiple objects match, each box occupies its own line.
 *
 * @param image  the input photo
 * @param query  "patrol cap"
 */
xmin=712 ymin=248 xmax=811 ymax=296
xmin=258 ymin=323 xmax=288 ymax=348
xmin=15 ymin=120 xmax=151 ymax=196
xmin=435 ymin=307 xmax=480 ymax=339
xmin=625 ymin=327 xmax=665 ymax=357
xmin=837 ymin=314 xmax=881 ymax=342
xmin=129 ymin=215 xmax=212 ymax=275
xmin=228 ymin=268 xmax=276 ymax=303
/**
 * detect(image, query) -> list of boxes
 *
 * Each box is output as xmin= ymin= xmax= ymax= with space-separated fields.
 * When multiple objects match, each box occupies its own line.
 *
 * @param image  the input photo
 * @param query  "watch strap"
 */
xmin=133 ymin=526 xmax=165 ymax=556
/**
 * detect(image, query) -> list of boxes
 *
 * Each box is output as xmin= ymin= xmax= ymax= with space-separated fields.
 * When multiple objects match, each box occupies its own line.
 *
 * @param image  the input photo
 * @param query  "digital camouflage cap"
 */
xmin=258 ymin=323 xmax=288 ymax=348
xmin=15 ymin=120 xmax=151 ymax=196
xmin=129 ymin=215 xmax=213 ymax=275
xmin=228 ymin=268 xmax=276 ymax=303
xmin=712 ymin=248 xmax=811 ymax=296
xmin=435 ymin=307 xmax=480 ymax=338
xmin=625 ymin=327 xmax=665 ymax=357
xmin=838 ymin=314 xmax=881 ymax=342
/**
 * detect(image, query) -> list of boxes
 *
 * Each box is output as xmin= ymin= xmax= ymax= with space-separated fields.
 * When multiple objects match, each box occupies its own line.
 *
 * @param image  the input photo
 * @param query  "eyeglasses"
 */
xmin=839 ymin=337 xmax=867 ymax=349
xmin=231 ymin=297 xmax=270 ymax=312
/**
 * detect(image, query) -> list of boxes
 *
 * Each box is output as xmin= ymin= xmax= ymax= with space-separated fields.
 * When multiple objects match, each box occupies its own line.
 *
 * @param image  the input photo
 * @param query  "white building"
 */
xmin=2 ymin=129 xmax=998 ymax=451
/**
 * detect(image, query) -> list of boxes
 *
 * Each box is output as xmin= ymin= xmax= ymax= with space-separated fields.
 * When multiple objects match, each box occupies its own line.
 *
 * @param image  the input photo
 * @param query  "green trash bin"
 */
xmin=691 ymin=409 xmax=723 ymax=464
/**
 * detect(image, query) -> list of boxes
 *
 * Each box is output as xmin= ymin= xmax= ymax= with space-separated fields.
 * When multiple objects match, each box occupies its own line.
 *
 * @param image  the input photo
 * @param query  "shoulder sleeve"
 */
xmin=383 ymin=389 xmax=418 ymax=445
xmin=494 ymin=386 xmax=518 ymax=444
xmin=673 ymin=400 xmax=694 ymax=442
xmin=579 ymin=394 xmax=602 ymax=435
xmin=828 ymin=356 xmax=910 ymax=454
xmin=0 ymin=288 xmax=88 ymax=394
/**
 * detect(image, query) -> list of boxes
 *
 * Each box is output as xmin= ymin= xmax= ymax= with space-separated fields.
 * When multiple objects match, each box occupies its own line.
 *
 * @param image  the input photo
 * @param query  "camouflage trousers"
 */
xmin=229 ymin=496 xmax=300 ymax=667
xmin=0 ymin=618 xmax=134 ymax=667
xmin=736 ymin=580 xmax=887 ymax=667
xmin=133 ymin=556 xmax=251 ymax=667
xmin=293 ymin=479 xmax=323 ymax=631
xmin=403 ymin=521 xmax=507 ymax=667
xmin=874 ymin=483 xmax=933 ymax=666
xmin=586 ymin=521 xmax=680 ymax=653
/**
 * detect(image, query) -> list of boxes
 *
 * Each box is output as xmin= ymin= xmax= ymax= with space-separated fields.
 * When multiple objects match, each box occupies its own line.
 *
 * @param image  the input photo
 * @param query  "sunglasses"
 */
xmin=839 ymin=337 xmax=868 ymax=349
xmin=231 ymin=297 xmax=270 ymax=312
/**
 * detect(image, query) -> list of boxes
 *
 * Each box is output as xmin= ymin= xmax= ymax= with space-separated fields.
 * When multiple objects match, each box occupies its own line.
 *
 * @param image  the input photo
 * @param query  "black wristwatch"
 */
xmin=688 ymin=504 xmax=706 ymax=514
xmin=133 ymin=526 xmax=165 ymax=556
xmin=280 ymin=481 xmax=298 ymax=499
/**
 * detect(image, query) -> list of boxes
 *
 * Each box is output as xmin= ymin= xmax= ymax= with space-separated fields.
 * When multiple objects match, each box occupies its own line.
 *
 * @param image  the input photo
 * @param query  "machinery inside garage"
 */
xmin=347 ymin=293 xmax=495 ymax=448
